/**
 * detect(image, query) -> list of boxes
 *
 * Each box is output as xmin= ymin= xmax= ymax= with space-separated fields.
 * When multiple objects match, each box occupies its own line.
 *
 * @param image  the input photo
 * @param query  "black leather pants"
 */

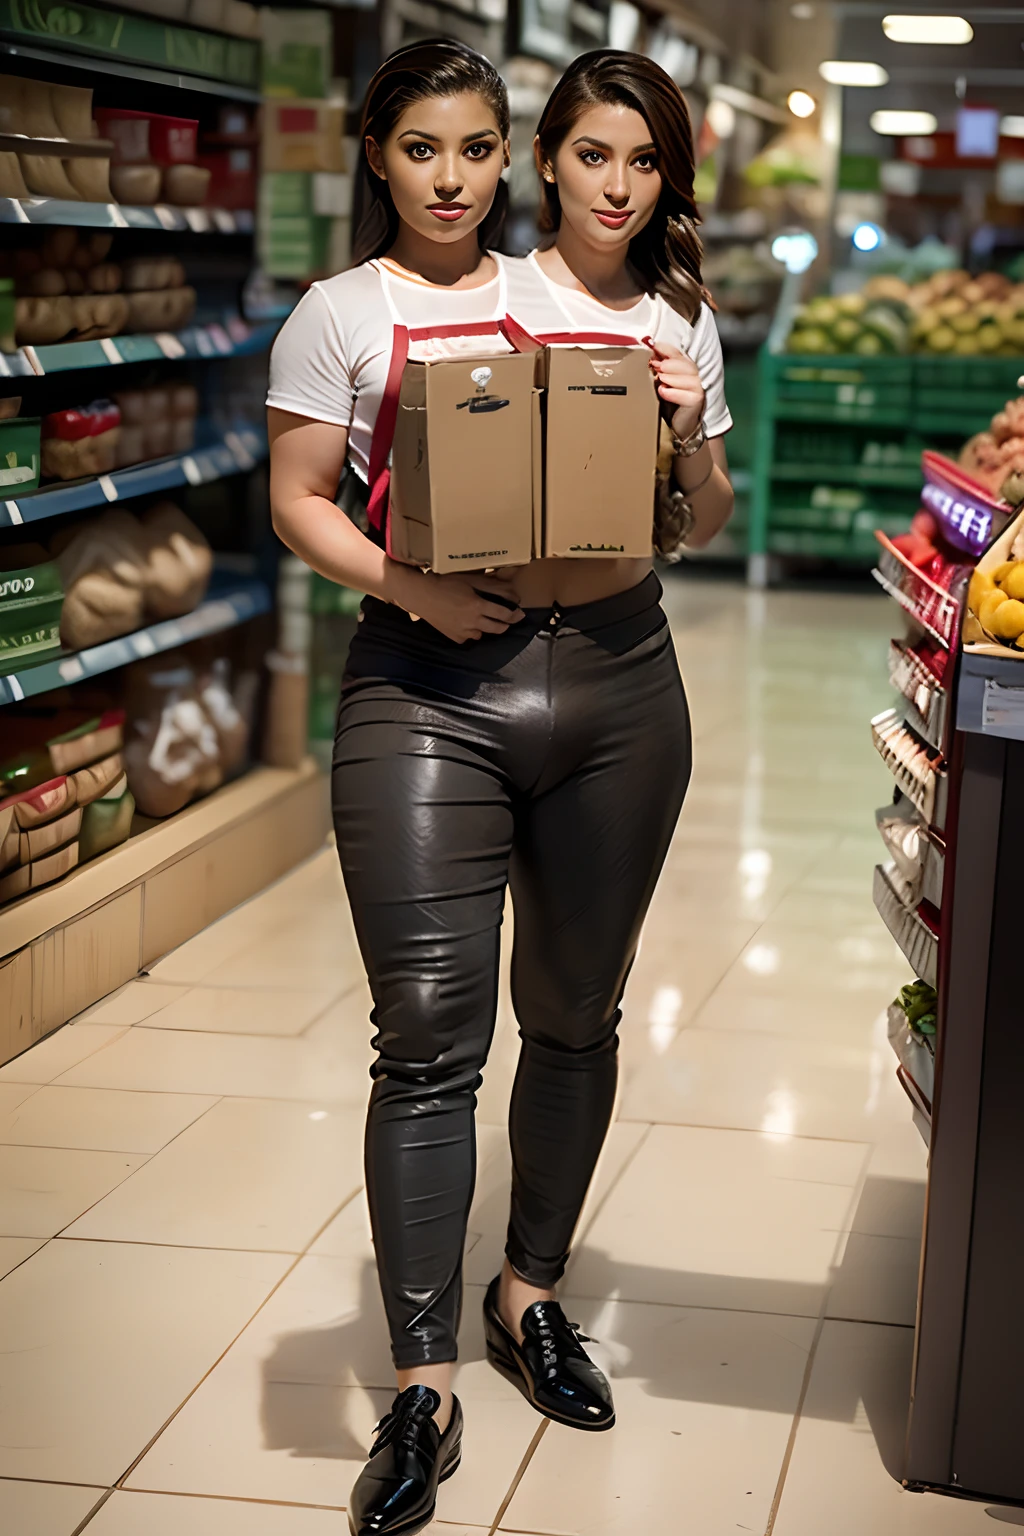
xmin=332 ymin=571 xmax=691 ymax=1368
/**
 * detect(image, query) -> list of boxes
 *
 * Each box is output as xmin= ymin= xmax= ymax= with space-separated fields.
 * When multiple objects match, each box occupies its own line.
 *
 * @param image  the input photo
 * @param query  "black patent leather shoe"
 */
xmin=348 ymin=1384 xmax=463 ymax=1536
xmin=483 ymin=1276 xmax=615 ymax=1432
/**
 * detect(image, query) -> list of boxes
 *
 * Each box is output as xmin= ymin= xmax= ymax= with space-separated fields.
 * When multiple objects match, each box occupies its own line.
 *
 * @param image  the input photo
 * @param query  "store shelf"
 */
xmin=0 ymin=38 xmax=261 ymax=100
xmin=896 ymin=1066 xmax=933 ymax=1147
xmin=0 ymin=315 xmax=280 ymax=379
xmin=887 ymin=999 xmax=935 ymax=1112
xmin=0 ymin=1 xmax=260 ymax=92
xmin=872 ymin=533 xmax=963 ymax=649
xmin=874 ymin=861 xmax=940 ymax=990
xmin=770 ymin=462 xmax=923 ymax=489
xmin=871 ymin=706 xmax=947 ymax=825
xmin=0 ymin=576 xmax=271 ymax=705
xmin=888 ymin=640 xmax=948 ymax=753
xmin=876 ymin=804 xmax=945 ymax=911
xmin=2 ymin=425 xmax=266 ymax=528
xmin=0 ymin=198 xmax=254 ymax=234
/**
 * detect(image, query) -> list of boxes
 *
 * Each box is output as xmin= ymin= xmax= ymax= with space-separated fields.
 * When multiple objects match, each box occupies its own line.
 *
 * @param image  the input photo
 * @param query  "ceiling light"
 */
xmin=1001 ymin=116 xmax=1024 ymax=138
xmin=870 ymin=109 xmax=938 ymax=136
xmin=790 ymin=2 xmax=815 ymax=16
xmin=771 ymin=229 xmax=818 ymax=273
xmin=819 ymin=60 xmax=889 ymax=87
xmin=706 ymin=98 xmax=737 ymax=138
xmin=852 ymin=222 xmax=884 ymax=252
xmin=882 ymin=14 xmax=974 ymax=45
xmin=788 ymin=89 xmax=817 ymax=118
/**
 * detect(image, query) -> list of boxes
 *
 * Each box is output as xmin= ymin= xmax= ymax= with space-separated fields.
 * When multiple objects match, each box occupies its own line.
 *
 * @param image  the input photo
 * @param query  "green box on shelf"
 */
xmin=0 ymin=0 xmax=259 ymax=86
xmin=260 ymin=172 xmax=314 ymax=219
xmin=259 ymin=214 xmax=330 ymax=278
xmin=261 ymin=8 xmax=332 ymax=99
xmin=0 ymin=417 xmax=41 ymax=494
xmin=0 ymin=557 xmax=63 ymax=674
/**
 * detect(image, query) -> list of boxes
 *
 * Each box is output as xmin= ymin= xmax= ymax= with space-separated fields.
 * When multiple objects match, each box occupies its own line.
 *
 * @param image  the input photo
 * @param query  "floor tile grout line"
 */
xmin=614 ymin=1113 xmax=877 ymax=1146
xmin=486 ymin=1419 xmax=550 ymax=1536
xmin=109 ymin=1184 xmax=367 ymax=1494
xmin=71 ymin=1487 xmax=115 ymax=1536
xmin=763 ymin=1309 xmax=828 ymax=1536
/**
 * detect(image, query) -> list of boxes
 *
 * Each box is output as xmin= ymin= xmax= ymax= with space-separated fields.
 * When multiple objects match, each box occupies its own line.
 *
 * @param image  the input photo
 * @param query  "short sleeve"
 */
xmin=266 ymin=284 xmax=354 ymax=428
xmin=688 ymin=302 xmax=733 ymax=437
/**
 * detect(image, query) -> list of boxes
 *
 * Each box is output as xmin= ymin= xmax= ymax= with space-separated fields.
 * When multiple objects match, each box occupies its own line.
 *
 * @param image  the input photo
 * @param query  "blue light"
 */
xmin=852 ymin=222 xmax=884 ymax=252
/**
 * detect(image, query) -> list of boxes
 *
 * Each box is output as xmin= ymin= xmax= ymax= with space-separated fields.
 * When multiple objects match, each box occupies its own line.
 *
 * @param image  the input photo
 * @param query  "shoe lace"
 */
xmin=371 ymin=1387 xmax=437 ymax=1456
xmin=533 ymin=1306 xmax=594 ymax=1378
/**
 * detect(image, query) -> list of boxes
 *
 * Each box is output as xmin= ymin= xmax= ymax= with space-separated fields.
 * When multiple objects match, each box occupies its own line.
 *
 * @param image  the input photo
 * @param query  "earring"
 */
xmin=544 ymin=173 xmax=555 ymax=183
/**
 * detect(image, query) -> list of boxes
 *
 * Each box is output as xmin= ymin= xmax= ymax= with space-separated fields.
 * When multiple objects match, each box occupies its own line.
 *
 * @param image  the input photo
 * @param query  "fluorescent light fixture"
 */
xmin=870 ymin=109 xmax=938 ymax=136
xmin=1001 ymin=116 xmax=1024 ymax=139
xmin=819 ymin=60 xmax=889 ymax=87
xmin=852 ymin=222 xmax=884 ymax=252
xmin=882 ymin=14 xmax=973 ymax=45
xmin=788 ymin=89 xmax=817 ymax=118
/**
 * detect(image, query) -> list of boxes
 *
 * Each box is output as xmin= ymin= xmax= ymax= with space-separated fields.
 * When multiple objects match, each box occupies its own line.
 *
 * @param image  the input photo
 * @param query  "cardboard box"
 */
xmin=389 ymin=351 xmax=536 ymax=573
xmin=540 ymin=346 xmax=659 ymax=558
xmin=261 ymin=8 xmax=332 ymax=99
xmin=262 ymin=100 xmax=345 ymax=174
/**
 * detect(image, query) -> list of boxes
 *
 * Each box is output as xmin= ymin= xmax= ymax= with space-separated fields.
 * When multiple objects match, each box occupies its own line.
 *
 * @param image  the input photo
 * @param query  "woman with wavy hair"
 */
xmin=267 ymin=40 xmax=732 ymax=1536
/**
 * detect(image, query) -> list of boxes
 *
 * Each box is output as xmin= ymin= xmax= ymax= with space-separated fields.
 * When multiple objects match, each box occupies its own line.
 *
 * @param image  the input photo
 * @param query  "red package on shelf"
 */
xmin=196 ymin=147 xmax=256 ymax=210
xmin=43 ymin=401 xmax=121 ymax=440
xmin=95 ymin=108 xmax=198 ymax=167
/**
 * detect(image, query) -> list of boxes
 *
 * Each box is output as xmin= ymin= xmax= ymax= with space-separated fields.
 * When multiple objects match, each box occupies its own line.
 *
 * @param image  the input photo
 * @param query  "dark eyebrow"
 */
xmin=571 ymin=136 xmax=657 ymax=154
xmin=397 ymin=128 xmax=500 ymax=143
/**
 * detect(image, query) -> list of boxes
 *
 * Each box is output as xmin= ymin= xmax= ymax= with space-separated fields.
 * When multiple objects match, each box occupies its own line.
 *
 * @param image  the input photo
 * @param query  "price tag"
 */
xmin=185 ymin=208 xmax=211 ymax=234
xmin=182 ymin=455 xmax=204 ymax=486
xmin=195 ymin=329 xmax=215 ymax=357
xmin=982 ymin=678 xmax=1024 ymax=739
xmin=59 ymin=657 xmax=85 ymax=682
xmin=4 ymin=501 xmax=22 ymax=525
xmin=98 ymin=475 xmax=118 ymax=502
xmin=23 ymin=346 xmax=43 ymax=376
xmin=5 ymin=673 xmax=24 ymax=700
xmin=100 ymin=338 xmax=122 ymax=364
xmin=154 ymin=204 xmax=179 ymax=231
xmin=106 ymin=203 xmax=128 ymax=228
xmin=132 ymin=631 xmax=156 ymax=657
xmin=208 ymin=324 xmax=232 ymax=355
xmin=156 ymin=332 xmax=187 ymax=359
xmin=212 ymin=208 xmax=234 ymax=233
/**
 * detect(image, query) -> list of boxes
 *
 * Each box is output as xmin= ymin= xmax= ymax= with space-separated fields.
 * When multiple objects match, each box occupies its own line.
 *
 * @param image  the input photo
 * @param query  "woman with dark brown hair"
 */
xmin=267 ymin=40 xmax=731 ymax=1536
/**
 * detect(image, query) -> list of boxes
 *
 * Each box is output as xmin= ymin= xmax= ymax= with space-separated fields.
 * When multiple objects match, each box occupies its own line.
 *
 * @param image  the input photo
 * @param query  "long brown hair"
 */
xmin=351 ymin=39 xmax=510 ymax=265
xmin=534 ymin=49 xmax=709 ymax=322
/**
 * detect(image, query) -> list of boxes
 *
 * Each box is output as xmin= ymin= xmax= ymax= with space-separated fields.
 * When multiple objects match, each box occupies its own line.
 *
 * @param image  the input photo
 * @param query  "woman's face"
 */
xmin=367 ymin=91 xmax=509 ymax=246
xmin=537 ymin=102 xmax=662 ymax=251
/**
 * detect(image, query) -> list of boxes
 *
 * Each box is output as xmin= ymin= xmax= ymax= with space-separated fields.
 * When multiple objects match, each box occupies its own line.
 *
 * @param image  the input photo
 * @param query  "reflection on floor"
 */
xmin=0 ymin=573 xmax=1007 ymax=1533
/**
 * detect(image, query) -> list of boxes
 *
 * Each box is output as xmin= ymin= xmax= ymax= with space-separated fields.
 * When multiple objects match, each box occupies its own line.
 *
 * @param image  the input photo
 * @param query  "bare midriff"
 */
xmin=499 ymin=554 xmax=653 ymax=609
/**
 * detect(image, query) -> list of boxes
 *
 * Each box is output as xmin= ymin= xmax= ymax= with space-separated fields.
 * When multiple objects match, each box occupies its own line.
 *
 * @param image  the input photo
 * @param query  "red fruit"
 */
xmin=912 ymin=510 xmax=939 ymax=541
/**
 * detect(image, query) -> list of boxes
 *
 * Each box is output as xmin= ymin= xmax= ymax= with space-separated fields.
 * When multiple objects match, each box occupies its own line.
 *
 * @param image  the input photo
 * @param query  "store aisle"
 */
xmin=0 ymin=574 xmax=1002 ymax=1535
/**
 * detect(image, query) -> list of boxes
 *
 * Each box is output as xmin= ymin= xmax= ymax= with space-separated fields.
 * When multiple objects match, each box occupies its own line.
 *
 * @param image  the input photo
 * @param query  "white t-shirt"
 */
xmin=504 ymin=251 xmax=732 ymax=438
xmin=266 ymin=250 xmax=732 ymax=482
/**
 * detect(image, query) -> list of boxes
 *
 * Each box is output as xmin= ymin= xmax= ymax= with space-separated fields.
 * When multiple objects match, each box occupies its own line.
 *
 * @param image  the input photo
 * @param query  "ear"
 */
xmin=365 ymin=136 xmax=386 ymax=181
xmin=503 ymin=137 xmax=511 ymax=171
xmin=533 ymin=135 xmax=554 ymax=184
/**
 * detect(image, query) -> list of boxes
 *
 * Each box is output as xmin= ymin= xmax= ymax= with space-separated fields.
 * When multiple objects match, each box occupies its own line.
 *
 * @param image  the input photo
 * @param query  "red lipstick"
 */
xmin=593 ymin=210 xmax=634 ymax=229
xmin=428 ymin=204 xmax=468 ymax=222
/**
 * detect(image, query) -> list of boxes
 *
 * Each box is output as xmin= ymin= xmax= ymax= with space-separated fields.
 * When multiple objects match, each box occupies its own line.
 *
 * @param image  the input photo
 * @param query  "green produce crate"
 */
xmin=0 ymin=418 xmax=40 ymax=494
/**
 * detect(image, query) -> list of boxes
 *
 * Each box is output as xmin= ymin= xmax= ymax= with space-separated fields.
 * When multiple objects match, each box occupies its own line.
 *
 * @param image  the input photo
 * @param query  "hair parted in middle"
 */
xmin=351 ymin=38 xmax=511 ymax=266
xmin=534 ymin=49 xmax=711 ymax=322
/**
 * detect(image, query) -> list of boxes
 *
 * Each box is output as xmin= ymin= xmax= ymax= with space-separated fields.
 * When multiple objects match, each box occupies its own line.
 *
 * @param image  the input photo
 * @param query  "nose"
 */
xmin=434 ymin=154 xmax=463 ymax=199
xmin=603 ymin=161 xmax=630 ymax=207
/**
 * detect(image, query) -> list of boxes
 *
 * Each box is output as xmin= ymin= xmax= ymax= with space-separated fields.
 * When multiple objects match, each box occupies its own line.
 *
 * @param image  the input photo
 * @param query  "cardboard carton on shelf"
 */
xmin=262 ymin=101 xmax=345 ymax=175
xmin=539 ymin=345 xmax=660 ymax=558
xmin=389 ymin=351 xmax=537 ymax=573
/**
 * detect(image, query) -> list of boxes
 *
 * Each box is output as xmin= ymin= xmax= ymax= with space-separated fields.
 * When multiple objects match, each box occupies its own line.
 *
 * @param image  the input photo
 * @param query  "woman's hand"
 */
xmin=650 ymin=340 xmax=705 ymax=442
xmin=395 ymin=567 xmax=525 ymax=644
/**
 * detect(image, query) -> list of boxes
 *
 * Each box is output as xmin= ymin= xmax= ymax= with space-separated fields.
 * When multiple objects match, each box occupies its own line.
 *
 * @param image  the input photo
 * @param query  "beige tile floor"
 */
xmin=0 ymin=574 xmax=1009 ymax=1533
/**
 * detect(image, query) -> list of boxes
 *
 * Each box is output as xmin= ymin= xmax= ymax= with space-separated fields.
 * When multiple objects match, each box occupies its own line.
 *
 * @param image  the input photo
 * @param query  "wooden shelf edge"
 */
xmin=0 ymin=758 xmax=324 ymax=960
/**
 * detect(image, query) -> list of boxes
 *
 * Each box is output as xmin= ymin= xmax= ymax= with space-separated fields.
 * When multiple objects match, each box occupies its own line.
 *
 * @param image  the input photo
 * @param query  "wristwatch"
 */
xmin=672 ymin=418 xmax=707 ymax=458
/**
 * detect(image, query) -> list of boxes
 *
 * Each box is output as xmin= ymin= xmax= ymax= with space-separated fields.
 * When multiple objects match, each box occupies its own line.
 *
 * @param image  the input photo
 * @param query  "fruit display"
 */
xmin=964 ymin=533 xmax=1024 ymax=648
xmin=960 ymin=394 xmax=1024 ymax=503
xmin=787 ymin=270 xmax=1024 ymax=357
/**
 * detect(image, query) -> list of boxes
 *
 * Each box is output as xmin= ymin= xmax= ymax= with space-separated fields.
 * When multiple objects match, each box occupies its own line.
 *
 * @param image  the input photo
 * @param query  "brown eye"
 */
xmin=408 ymin=143 xmax=433 ymax=161
xmin=634 ymin=154 xmax=658 ymax=172
xmin=579 ymin=150 xmax=604 ymax=167
xmin=465 ymin=142 xmax=494 ymax=160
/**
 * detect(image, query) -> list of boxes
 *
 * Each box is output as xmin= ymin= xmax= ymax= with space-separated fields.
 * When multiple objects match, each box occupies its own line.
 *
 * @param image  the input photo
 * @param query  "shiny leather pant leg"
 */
xmin=331 ymin=574 xmax=691 ymax=1368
